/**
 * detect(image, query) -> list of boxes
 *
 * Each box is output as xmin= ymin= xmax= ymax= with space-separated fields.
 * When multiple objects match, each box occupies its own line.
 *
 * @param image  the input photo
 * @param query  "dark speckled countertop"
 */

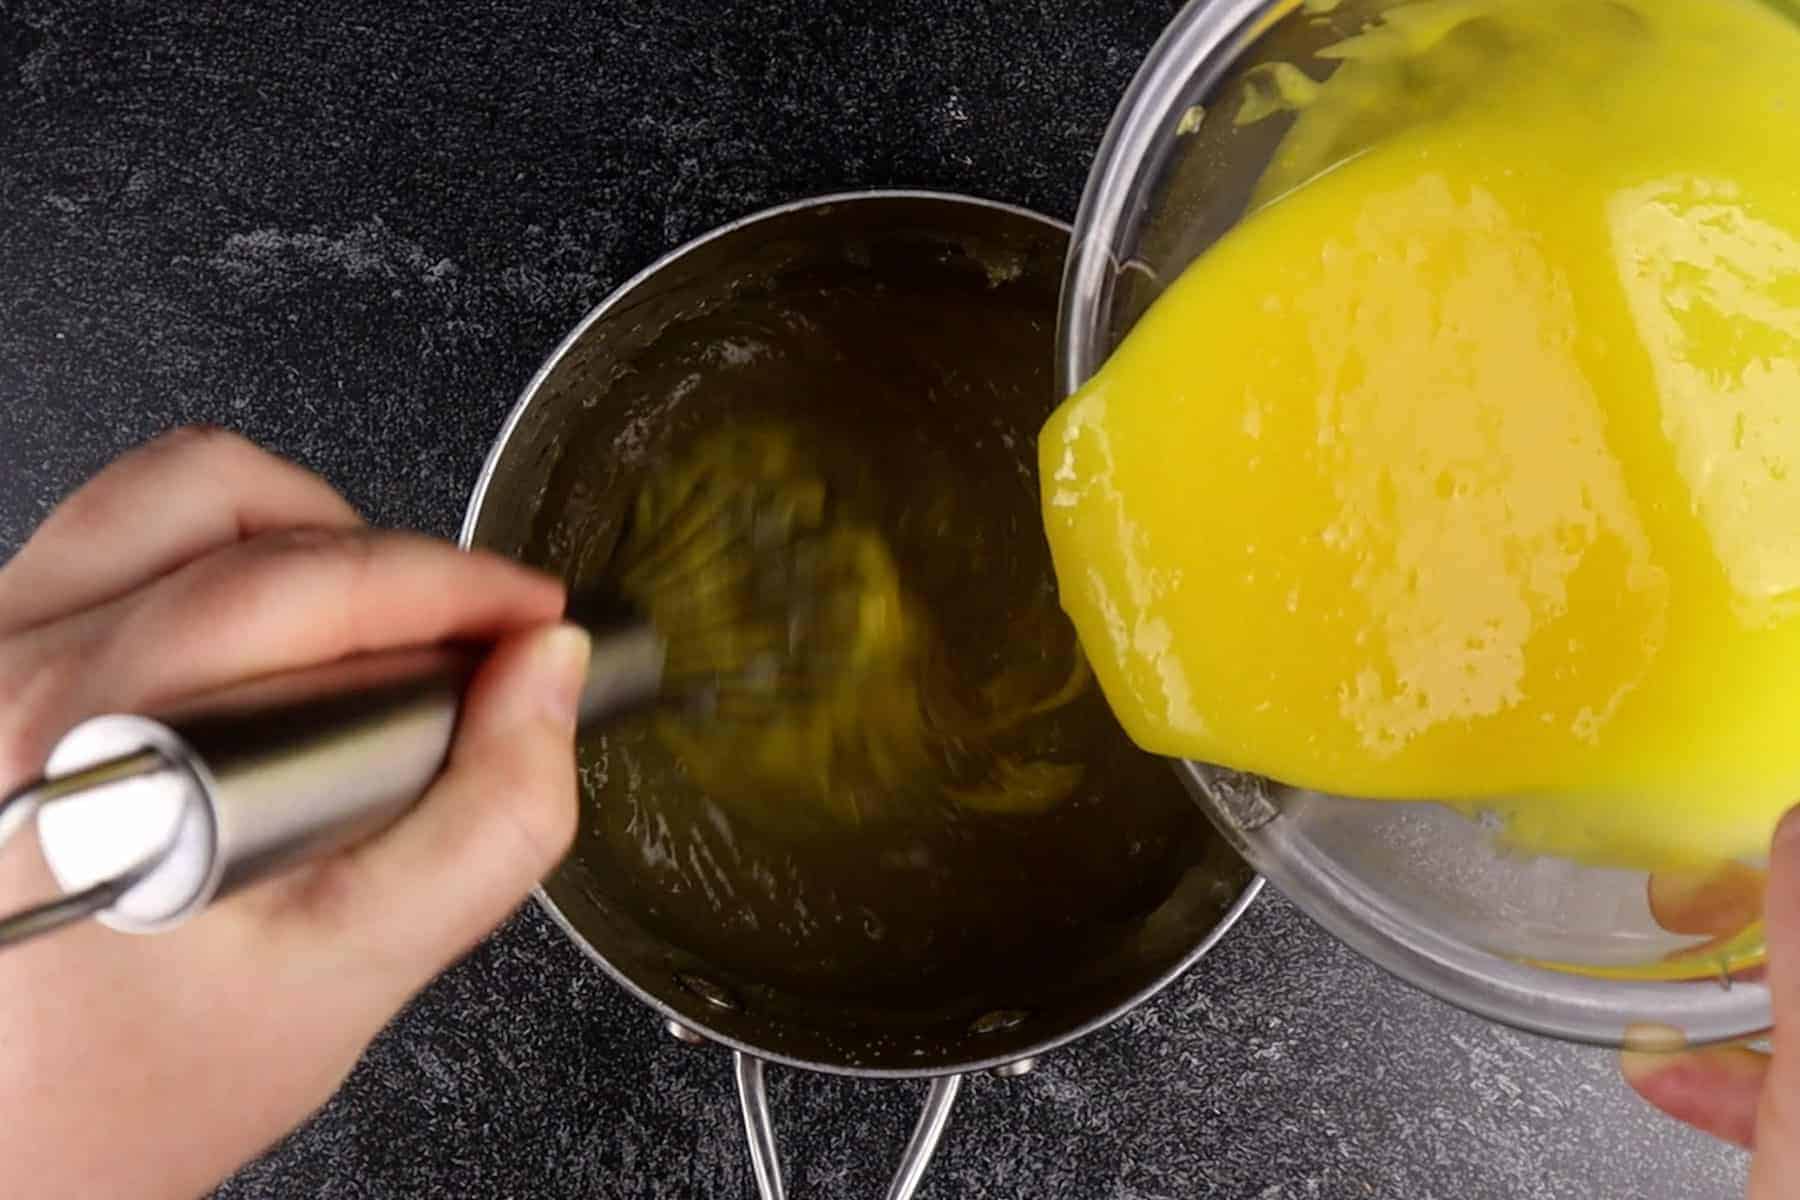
xmin=0 ymin=2 xmax=1751 ymax=1196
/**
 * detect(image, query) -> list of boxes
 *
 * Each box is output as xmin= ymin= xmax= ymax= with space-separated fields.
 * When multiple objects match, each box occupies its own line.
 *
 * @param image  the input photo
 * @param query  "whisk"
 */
xmin=0 ymin=429 xmax=903 ymax=951
xmin=611 ymin=427 xmax=1094 ymax=831
xmin=0 ymin=425 xmax=1093 ymax=949
xmin=604 ymin=425 xmax=916 ymax=726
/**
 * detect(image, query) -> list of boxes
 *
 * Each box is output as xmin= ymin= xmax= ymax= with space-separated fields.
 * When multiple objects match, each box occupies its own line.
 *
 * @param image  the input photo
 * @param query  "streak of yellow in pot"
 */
xmin=616 ymin=426 xmax=1094 ymax=830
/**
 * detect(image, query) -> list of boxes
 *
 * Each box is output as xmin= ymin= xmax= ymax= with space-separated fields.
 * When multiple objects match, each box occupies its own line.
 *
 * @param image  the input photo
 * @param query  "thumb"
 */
xmin=1619 ymin=807 xmax=1800 ymax=1161
xmin=285 ymin=623 xmax=588 ymax=991
xmin=1750 ymin=805 xmax=1800 ymax=1198
xmin=1620 ymin=1044 xmax=1767 ymax=1149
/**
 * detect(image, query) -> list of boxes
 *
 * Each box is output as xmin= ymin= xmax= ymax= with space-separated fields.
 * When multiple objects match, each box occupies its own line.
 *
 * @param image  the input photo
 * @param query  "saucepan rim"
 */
xmin=460 ymin=187 xmax=1264 ymax=1079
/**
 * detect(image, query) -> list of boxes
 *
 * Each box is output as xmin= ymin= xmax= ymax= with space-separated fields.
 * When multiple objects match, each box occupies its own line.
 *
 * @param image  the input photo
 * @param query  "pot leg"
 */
xmin=732 ymin=1051 xmax=963 ymax=1200
xmin=880 ymin=1072 xmax=961 ymax=1200
xmin=735 ymin=1054 xmax=785 ymax=1200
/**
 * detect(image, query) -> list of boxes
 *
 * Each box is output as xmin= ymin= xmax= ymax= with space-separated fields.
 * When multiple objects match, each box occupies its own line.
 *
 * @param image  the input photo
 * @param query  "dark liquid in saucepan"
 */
xmin=525 ymin=235 xmax=1247 ymax=1014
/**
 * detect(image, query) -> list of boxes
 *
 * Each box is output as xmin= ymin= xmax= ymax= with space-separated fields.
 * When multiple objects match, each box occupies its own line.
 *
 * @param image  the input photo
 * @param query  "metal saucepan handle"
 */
xmin=734 ymin=1053 xmax=962 ymax=1200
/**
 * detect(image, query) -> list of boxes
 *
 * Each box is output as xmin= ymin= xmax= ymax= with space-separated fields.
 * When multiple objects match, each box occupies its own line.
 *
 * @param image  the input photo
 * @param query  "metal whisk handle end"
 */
xmin=0 ymin=620 xmax=665 ymax=949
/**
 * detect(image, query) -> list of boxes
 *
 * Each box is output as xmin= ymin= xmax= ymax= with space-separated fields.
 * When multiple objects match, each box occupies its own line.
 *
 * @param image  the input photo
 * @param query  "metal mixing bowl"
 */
xmin=1059 ymin=0 xmax=1777 ymax=1047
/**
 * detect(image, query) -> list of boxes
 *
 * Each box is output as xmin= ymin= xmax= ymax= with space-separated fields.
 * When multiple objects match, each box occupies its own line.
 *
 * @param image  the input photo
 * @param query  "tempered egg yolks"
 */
xmin=1040 ymin=0 xmax=1800 ymax=871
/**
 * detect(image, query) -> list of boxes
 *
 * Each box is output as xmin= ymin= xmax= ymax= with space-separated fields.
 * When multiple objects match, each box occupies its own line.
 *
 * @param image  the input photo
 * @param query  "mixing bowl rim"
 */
xmin=1060 ymin=0 xmax=1774 ymax=1047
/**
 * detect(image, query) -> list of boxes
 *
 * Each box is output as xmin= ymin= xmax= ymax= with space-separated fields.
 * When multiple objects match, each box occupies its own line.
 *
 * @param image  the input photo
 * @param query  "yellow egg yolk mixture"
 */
xmin=1040 ymin=0 xmax=1800 ymax=873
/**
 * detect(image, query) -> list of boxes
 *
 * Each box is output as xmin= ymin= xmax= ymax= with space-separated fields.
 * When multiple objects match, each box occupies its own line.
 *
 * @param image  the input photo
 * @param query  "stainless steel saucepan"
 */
xmin=460 ymin=191 xmax=1260 ymax=1199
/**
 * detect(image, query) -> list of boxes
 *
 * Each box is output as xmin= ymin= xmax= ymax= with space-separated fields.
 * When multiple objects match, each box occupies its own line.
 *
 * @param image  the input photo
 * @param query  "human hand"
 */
xmin=1622 ymin=807 xmax=1800 ymax=1198
xmin=0 ymin=428 xmax=586 ymax=1199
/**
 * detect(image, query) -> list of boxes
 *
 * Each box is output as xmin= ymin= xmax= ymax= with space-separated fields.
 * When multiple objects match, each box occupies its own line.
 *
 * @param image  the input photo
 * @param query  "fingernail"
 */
xmin=1620 ymin=1022 xmax=1688 ymax=1056
xmin=535 ymin=623 xmax=591 ymax=728
xmin=1619 ymin=1048 xmax=1674 ymax=1088
xmin=1619 ymin=1023 xmax=1689 ymax=1089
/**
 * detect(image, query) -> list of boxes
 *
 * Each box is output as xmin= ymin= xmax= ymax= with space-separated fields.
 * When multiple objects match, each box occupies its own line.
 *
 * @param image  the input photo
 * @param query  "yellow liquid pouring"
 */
xmin=1041 ymin=0 xmax=1800 ymax=893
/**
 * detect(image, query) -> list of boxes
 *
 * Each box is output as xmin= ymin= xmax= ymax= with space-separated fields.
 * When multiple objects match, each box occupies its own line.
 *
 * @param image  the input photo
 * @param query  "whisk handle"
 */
xmin=13 ymin=622 xmax=663 ymax=942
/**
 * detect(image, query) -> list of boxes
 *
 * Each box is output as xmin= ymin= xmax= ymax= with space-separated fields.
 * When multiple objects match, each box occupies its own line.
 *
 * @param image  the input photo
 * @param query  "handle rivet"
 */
xmin=676 ymin=972 xmax=741 ymax=1011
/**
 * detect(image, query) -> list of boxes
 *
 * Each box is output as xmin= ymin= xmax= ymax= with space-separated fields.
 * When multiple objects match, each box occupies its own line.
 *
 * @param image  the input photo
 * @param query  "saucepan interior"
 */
xmin=463 ymin=192 xmax=1258 ymax=1076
